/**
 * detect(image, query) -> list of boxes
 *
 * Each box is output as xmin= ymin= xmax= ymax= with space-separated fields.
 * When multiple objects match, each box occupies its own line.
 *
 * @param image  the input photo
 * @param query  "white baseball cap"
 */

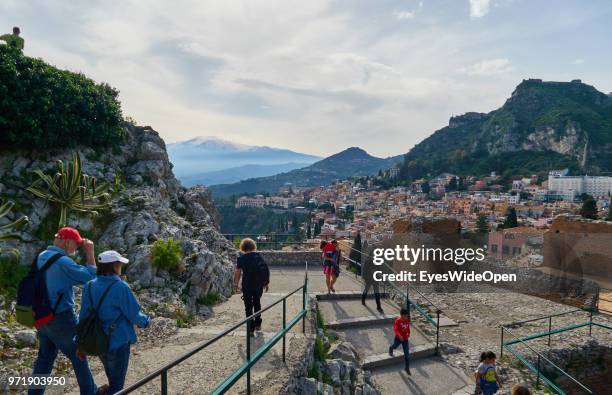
xmin=98 ymin=250 xmax=129 ymax=264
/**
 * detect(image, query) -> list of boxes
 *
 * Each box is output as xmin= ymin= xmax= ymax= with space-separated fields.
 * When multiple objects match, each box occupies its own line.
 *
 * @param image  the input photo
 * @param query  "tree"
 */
xmin=446 ymin=177 xmax=458 ymax=191
xmin=0 ymin=46 xmax=124 ymax=150
xmin=27 ymin=152 xmax=112 ymax=228
xmin=306 ymin=224 xmax=312 ymax=239
xmin=476 ymin=214 xmax=489 ymax=234
xmin=579 ymin=196 xmax=598 ymax=220
xmin=421 ymin=181 xmax=430 ymax=194
xmin=348 ymin=233 xmax=362 ymax=274
xmin=503 ymin=207 xmax=518 ymax=228
xmin=314 ymin=222 xmax=321 ymax=236
xmin=0 ymin=198 xmax=29 ymax=258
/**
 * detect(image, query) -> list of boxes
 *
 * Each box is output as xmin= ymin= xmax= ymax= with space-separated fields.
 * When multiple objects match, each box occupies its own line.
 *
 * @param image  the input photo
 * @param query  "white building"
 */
xmin=235 ymin=195 xmax=266 ymax=208
xmin=548 ymin=171 xmax=612 ymax=200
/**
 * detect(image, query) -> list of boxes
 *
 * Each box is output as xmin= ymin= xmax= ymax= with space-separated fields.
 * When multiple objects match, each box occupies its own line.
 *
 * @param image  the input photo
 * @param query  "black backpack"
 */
xmin=75 ymin=281 xmax=119 ymax=356
xmin=16 ymin=252 xmax=64 ymax=328
xmin=253 ymin=254 xmax=270 ymax=289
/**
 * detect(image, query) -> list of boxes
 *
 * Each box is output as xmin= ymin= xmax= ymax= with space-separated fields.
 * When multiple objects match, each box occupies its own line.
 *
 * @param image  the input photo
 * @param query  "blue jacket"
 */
xmin=37 ymin=246 xmax=97 ymax=314
xmin=79 ymin=275 xmax=151 ymax=351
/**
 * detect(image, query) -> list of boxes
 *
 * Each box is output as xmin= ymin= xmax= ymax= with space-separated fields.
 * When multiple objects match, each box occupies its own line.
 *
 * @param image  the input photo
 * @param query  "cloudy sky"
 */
xmin=2 ymin=0 xmax=611 ymax=157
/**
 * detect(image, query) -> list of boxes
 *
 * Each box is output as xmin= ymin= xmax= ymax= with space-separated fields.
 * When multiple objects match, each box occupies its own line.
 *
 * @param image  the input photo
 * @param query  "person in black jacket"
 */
xmin=233 ymin=238 xmax=269 ymax=335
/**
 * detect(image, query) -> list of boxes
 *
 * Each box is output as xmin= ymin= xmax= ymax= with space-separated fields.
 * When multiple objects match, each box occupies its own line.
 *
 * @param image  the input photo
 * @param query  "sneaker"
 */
xmin=377 ymin=306 xmax=384 ymax=313
xmin=361 ymin=300 xmax=366 ymax=306
xmin=405 ymin=367 xmax=411 ymax=375
xmin=96 ymin=384 xmax=109 ymax=395
xmin=388 ymin=347 xmax=393 ymax=357
xmin=255 ymin=326 xmax=262 ymax=331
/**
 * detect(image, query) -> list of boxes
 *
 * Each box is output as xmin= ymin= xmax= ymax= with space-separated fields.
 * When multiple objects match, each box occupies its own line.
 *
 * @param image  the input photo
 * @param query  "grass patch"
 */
xmin=307 ymin=363 xmax=320 ymax=380
xmin=151 ymin=238 xmax=183 ymax=272
xmin=314 ymin=336 xmax=328 ymax=362
xmin=196 ymin=292 xmax=222 ymax=306
xmin=175 ymin=311 xmax=195 ymax=328
xmin=315 ymin=307 xmax=326 ymax=330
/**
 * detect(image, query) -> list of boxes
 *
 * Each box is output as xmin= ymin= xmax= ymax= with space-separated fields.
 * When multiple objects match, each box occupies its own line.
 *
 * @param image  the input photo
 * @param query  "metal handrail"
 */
xmin=116 ymin=261 xmax=309 ymax=395
xmin=503 ymin=308 xmax=584 ymax=327
xmin=501 ymin=323 xmax=594 ymax=394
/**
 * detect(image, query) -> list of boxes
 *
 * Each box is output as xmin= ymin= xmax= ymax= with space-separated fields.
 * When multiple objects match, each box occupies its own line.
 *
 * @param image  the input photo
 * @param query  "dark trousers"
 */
xmin=390 ymin=337 xmax=410 ymax=369
xmin=362 ymin=281 xmax=381 ymax=308
xmin=243 ymin=288 xmax=263 ymax=332
xmin=99 ymin=343 xmax=131 ymax=394
xmin=30 ymin=310 xmax=96 ymax=395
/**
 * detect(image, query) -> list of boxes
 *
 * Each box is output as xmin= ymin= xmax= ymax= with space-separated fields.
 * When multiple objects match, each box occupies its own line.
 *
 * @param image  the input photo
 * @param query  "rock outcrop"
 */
xmin=0 ymin=123 xmax=237 ymax=313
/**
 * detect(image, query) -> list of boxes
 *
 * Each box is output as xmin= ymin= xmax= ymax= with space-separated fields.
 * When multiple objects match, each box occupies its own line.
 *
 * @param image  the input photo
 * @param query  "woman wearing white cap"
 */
xmin=78 ymin=250 xmax=151 ymax=394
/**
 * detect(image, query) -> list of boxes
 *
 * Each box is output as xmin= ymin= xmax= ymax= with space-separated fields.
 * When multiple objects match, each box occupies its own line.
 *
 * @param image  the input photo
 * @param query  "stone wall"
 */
xmin=543 ymin=215 xmax=612 ymax=280
xmin=258 ymin=251 xmax=322 ymax=267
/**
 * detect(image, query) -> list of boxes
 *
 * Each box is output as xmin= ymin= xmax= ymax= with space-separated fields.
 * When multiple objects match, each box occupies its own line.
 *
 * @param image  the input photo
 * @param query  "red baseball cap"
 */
xmin=55 ymin=227 xmax=84 ymax=244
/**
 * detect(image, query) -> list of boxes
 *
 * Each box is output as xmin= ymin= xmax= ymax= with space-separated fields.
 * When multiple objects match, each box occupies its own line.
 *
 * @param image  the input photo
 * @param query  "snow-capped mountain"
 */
xmin=167 ymin=137 xmax=322 ymax=183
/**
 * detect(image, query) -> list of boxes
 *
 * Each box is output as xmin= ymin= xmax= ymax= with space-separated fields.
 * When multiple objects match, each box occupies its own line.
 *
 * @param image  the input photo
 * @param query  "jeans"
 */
xmin=99 ymin=343 xmax=131 ymax=394
xmin=29 ymin=310 xmax=96 ymax=395
xmin=243 ymin=288 xmax=263 ymax=332
xmin=389 ymin=337 xmax=410 ymax=369
xmin=362 ymin=281 xmax=381 ymax=308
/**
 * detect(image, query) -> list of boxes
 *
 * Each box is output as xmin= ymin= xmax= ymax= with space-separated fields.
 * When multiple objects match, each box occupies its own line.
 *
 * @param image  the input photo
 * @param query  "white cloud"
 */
xmin=572 ymin=58 xmax=585 ymax=65
xmin=469 ymin=0 xmax=491 ymax=18
xmin=459 ymin=58 xmax=513 ymax=75
xmin=393 ymin=10 xmax=415 ymax=20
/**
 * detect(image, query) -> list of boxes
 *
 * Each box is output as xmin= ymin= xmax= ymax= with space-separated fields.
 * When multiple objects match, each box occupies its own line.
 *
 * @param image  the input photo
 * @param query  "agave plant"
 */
xmin=27 ymin=152 xmax=112 ymax=227
xmin=0 ymin=198 xmax=29 ymax=257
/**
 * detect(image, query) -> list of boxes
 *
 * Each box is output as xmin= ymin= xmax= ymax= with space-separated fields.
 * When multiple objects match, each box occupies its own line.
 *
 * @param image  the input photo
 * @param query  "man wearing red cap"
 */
xmin=29 ymin=227 xmax=99 ymax=395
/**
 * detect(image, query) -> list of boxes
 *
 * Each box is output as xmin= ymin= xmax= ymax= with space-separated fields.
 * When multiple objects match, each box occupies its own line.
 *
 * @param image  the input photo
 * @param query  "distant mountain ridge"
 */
xmin=181 ymin=162 xmax=311 ymax=186
xmin=167 ymin=137 xmax=322 ymax=182
xmin=209 ymin=147 xmax=403 ymax=197
xmin=399 ymin=79 xmax=612 ymax=181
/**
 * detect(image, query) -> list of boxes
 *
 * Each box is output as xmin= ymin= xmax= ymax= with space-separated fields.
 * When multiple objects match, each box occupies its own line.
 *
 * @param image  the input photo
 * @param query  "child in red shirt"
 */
xmin=389 ymin=308 xmax=411 ymax=375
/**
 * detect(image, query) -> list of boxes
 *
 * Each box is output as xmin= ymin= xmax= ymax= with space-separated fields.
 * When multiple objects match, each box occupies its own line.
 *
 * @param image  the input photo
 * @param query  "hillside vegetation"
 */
xmin=0 ymin=46 xmax=124 ymax=150
xmin=399 ymin=79 xmax=612 ymax=181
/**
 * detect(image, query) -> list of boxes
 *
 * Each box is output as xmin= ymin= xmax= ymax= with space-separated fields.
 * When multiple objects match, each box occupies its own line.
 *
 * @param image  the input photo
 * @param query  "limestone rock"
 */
xmin=15 ymin=330 xmax=37 ymax=348
xmin=328 ymin=341 xmax=359 ymax=364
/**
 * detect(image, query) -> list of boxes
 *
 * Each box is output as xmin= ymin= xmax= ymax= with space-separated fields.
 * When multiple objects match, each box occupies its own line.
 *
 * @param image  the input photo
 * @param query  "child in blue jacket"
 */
xmin=78 ymin=251 xmax=151 ymax=394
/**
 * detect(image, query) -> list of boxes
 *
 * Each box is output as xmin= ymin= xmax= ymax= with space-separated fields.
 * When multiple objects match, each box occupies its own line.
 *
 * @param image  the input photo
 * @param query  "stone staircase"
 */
xmin=316 ymin=291 xmax=473 ymax=394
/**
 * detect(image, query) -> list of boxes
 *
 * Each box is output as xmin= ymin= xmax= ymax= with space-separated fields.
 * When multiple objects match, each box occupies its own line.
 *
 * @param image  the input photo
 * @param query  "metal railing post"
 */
xmin=500 ymin=327 xmax=504 ymax=358
xmin=548 ymin=315 xmax=552 ymax=347
xmin=589 ymin=309 xmax=593 ymax=336
xmin=405 ymin=283 xmax=410 ymax=319
xmin=282 ymin=298 xmax=286 ymax=362
xmin=435 ymin=310 xmax=440 ymax=355
xmin=302 ymin=262 xmax=307 ymax=334
xmin=536 ymin=354 xmax=541 ymax=389
xmin=161 ymin=370 xmax=168 ymax=395
xmin=246 ymin=321 xmax=251 ymax=395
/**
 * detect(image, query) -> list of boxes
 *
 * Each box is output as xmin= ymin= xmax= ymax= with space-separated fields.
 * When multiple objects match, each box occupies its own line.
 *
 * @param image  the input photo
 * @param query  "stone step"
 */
xmin=315 ymin=291 xmax=389 ymax=301
xmin=362 ymin=343 xmax=437 ymax=370
xmin=326 ymin=314 xmax=396 ymax=329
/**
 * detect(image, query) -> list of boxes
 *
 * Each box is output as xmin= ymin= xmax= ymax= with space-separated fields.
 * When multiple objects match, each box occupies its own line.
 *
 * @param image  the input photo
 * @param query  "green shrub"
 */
xmin=175 ymin=310 xmax=195 ymax=328
xmin=196 ymin=292 xmax=222 ymax=306
xmin=0 ymin=46 xmax=124 ymax=151
xmin=0 ymin=257 xmax=29 ymax=300
xmin=313 ymin=336 xmax=327 ymax=362
xmin=150 ymin=238 xmax=182 ymax=272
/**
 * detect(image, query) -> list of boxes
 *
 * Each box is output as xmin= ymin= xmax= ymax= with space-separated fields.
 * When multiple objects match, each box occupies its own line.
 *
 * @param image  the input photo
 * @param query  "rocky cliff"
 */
xmin=0 ymin=123 xmax=237 ymax=315
xmin=399 ymin=79 xmax=612 ymax=180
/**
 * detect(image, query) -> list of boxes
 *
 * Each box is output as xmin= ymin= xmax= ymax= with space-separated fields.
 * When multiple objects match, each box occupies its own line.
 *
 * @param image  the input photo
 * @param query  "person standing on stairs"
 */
xmin=234 ymin=238 xmax=270 ymax=335
xmin=361 ymin=241 xmax=383 ymax=313
xmin=388 ymin=307 xmax=411 ymax=375
xmin=320 ymin=240 xmax=336 ymax=293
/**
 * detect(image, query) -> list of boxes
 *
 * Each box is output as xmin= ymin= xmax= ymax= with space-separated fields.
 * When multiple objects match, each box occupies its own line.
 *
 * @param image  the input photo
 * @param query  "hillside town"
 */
xmin=234 ymin=170 xmax=612 ymax=257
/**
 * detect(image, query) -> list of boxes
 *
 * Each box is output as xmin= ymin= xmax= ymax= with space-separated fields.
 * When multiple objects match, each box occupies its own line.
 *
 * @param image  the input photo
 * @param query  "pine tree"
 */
xmin=306 ymin=224 xmax=312 ymax=239
xmin=314 ymin=222 xmax=321 ymax=236
xmin=447 ymin=177 xmax=458 ymax=191
xmin=580 ymin=196 xmax=598 ymax=220
xmin=476 ymin=214 xmax=489 ymax=234
xmin=606 ymin=204 xmax=612 ymax=221
xmin=503 ymin=207 xmax=518 ymax=228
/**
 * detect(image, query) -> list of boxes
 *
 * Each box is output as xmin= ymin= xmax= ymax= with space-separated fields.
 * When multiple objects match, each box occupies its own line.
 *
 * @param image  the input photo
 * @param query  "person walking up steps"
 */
xmin=77 ymin=251 xmax=151 ymax=395
xmin=28 ymin=227 xmax=98 ymax=395
xmin=234 ymin=238 xmax=270 ymax=335
xmin=388 ymin=307 xmax=411 ymax=375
